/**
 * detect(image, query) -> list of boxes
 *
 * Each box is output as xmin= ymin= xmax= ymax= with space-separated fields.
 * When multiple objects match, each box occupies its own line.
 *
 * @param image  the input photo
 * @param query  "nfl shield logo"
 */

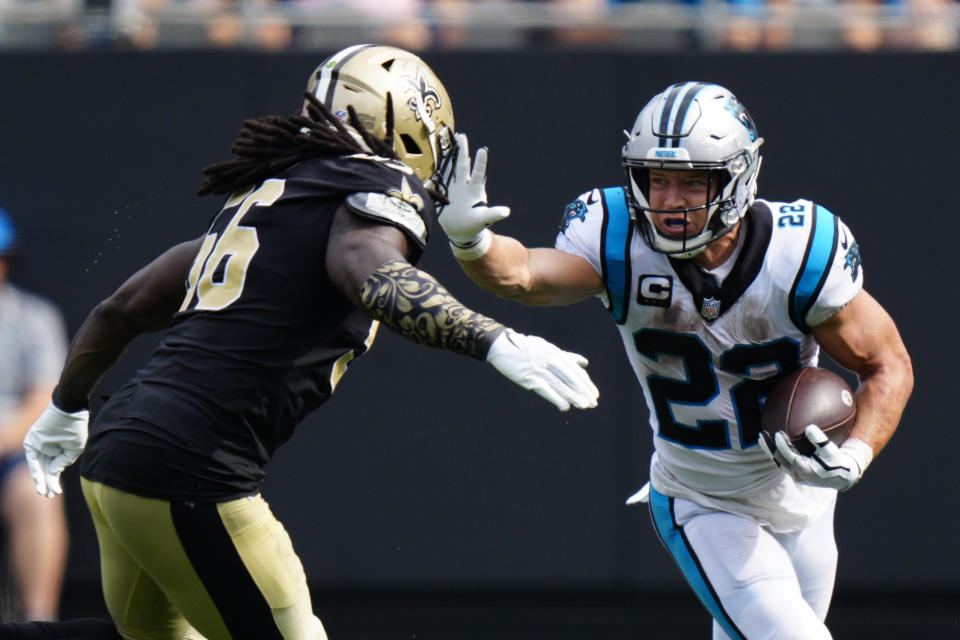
xmin=701 ymin=297 xmax=721 ymax=320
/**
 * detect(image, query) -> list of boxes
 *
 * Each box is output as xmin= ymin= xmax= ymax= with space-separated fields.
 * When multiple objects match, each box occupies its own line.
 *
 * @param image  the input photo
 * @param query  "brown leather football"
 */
xmin=761 ymin=367 xmax=857 ymax=456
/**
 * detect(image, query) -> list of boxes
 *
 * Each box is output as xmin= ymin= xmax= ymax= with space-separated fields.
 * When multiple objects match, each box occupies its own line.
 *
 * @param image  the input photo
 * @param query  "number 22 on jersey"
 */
xmin=634 ymin=329 xmax=800 ymax=449
xmin=180 ymin=180 xmax=285 ymax=312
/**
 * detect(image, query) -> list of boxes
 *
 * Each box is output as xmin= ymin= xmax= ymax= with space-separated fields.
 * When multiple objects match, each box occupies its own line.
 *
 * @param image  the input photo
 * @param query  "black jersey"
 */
xmin=80 ymin=154 xmax=435 ymax=501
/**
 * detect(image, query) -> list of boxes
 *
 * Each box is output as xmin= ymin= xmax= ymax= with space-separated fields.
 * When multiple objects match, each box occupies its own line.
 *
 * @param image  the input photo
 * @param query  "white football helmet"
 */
xmin=305 ymin=44 xmax=455 ymax=194
xmin=622 ymin=82 xmax=764 ymax=258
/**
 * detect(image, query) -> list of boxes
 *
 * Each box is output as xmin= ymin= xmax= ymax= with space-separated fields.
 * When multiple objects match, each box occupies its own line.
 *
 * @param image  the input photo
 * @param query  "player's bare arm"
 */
xmin=439 ymin=132 xmax=603 ymax=306
xmin=811 ymin=289 xmax=913 ymax=456
xmin=327 ymin=204 xmax=598 ymax=409
xmin=326 ymin=203 xmax=411 ymax=304
xmin=25 ymin=237 xmax=202 ymax=497
xmin=55 ymin=238 xmax=204 ymax=409
xmin=459 ymin=236 xmax=603 ymax=306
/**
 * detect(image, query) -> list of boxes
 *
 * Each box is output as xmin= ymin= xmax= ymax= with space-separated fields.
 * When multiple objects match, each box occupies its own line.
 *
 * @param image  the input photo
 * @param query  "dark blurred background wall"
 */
xmin=0 ymin=50 xmax=956 ymax=621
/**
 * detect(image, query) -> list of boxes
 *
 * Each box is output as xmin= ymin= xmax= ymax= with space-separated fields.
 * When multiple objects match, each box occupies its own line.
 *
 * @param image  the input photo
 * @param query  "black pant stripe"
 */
xmin=170 ymin=500 xmax=284 ymax=640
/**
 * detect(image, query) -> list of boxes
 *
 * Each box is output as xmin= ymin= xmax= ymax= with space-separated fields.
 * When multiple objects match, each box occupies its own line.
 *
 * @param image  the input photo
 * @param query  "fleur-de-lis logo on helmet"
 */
xmin=401 ymin=69 xmax=442 ymax=127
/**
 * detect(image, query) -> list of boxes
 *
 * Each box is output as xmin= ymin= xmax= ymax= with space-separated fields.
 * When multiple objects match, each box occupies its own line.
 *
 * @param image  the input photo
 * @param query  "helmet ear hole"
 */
xmin=399 ymin=134 xmax=423 ymax=155
xmin=381 ymin=58 xmax=396 ymax=71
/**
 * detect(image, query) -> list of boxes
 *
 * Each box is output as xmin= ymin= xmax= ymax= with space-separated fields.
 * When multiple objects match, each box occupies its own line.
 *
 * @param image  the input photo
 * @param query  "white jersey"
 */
xmin=555 ymin=187 xmax=863 ymax=531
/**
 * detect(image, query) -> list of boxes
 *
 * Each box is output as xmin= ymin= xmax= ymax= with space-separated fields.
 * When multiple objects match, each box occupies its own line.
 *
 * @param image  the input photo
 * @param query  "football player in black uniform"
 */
xmin=18 ymin=45 xmax=599 ymax=640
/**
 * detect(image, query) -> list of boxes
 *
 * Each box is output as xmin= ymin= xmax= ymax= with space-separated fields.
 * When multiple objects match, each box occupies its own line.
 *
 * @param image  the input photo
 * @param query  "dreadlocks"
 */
xmin=198 ymin=93 xmax=404 ymax=197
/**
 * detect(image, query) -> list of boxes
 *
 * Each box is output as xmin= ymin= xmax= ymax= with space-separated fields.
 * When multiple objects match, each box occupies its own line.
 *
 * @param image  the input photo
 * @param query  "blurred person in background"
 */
xmin=841 ymin=0 xmax=958 ymax=50
xmin=717 ymin=0 xmax=795 ymax=50
xmin=0 ymin=0 xmax=85 ymax=49
xmin=0 ymin=207 xmax=69 ymax=622
xmin=21 ymin=44 xmax=598 ymax=640
xmin=518 ymin=0 xmax=619 ymax=46
xmin=110 ymin=0 xmax=294 ymax=51
xmin=290 ymin=0 xmax=432 ymax=50
xmin=612 ymin=0 xmax=796 ymax=50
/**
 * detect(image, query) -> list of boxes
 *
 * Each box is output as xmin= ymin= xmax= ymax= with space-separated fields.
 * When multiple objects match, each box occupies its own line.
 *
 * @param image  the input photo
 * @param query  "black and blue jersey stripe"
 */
xmin=599 ymin=187 xmax=633 ymax=324
xmin=789 ymin=205 xmax=839 ymax=333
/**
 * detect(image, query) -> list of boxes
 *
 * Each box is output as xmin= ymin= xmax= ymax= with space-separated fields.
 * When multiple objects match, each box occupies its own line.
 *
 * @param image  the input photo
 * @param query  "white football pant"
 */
xmin=650 ymin=487 xmax=837 ymax=639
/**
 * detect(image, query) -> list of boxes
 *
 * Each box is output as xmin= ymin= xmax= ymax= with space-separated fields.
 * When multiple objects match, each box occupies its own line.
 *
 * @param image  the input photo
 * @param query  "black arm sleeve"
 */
xmin=359 ymin=260 xmax=506 ymax=360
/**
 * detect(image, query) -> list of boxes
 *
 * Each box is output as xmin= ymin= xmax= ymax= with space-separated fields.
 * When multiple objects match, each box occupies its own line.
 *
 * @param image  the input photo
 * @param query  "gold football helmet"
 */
xmin=305 ymin=44 xmax=455 ymax=191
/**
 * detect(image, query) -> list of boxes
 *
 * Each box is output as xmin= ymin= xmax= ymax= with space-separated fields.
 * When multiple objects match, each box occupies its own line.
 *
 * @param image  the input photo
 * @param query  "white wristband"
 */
xmin=449 ymin=228 xmax=492 ymax=261
xmin=840 ymin=437 xmax=874 ymax=475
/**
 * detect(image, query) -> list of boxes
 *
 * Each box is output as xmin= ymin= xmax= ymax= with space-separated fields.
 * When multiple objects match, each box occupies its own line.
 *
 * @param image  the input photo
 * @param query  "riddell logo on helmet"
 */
xmin=654 ymin=149 xmax=678 ymax=158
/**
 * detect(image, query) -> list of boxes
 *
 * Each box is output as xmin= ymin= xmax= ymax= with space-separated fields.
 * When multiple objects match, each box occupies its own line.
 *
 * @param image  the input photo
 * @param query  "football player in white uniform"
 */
xmin=438 ymin=82 xmax=913 ymax=638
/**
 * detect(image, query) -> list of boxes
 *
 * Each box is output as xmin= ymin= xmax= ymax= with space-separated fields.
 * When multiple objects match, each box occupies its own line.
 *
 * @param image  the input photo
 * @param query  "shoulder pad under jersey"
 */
xmin=345 ymin=190 xmax=428 ymax=248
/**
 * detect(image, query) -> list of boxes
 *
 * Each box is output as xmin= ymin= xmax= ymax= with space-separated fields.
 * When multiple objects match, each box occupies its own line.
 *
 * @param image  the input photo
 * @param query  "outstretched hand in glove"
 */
xmin=486 ymin=329 xmax=599 ymax=412
xmin=439 ymin=132 xmax=511 ymax=261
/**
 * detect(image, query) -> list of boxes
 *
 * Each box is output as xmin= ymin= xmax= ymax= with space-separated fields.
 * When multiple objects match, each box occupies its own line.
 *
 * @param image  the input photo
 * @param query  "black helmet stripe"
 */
xmin=318 ymin=44 xmax=375 ymax=109
xmin=670 ymin=82 xmax=709 ymax=147
xmin=657 ymin=83 xmax=685 ymax=147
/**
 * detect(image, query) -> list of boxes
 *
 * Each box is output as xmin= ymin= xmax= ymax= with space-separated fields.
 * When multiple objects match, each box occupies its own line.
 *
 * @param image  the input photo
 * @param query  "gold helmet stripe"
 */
xmin=313 ymin=43 xmax=375 ymax=109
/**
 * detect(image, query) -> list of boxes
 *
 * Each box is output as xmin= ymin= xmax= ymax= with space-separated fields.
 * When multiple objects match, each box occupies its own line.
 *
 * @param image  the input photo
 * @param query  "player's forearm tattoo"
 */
xmin=360 ymin=260 xmax=505 ymax=359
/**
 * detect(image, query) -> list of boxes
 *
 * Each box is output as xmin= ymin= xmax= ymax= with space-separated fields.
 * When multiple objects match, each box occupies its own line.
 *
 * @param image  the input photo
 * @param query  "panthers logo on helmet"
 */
xmin=724 ymin=96 xmax=758 ymax=142
xmin=401 ymin=69 xmax=443 ymax=123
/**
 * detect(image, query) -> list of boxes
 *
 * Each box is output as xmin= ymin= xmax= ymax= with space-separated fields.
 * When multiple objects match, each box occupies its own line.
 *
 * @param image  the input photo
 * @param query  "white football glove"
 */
xmin=486 ymin=329 xmax=599 ymax=411
xmin=758 ymin=424 xmax=873 ymax=492
xmin=439 ymin=132 xmax=511 ymax=261
xmin=23 ymin=401 xmax=89 ymax=498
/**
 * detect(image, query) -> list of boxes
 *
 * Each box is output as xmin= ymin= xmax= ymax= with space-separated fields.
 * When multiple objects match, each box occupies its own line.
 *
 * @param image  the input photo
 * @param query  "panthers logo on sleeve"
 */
xmin=559 ymin=193 xmax=592 ymax=233
xmin=839 ymin=224 xmax=861 ymax=281
xmin=843 ymin=243 xmax=861 ymax=281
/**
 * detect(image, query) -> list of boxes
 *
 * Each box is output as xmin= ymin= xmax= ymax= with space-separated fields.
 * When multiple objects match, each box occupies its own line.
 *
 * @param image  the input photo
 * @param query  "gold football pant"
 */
xmin=81 ymin=478 xmax=327 ymax=640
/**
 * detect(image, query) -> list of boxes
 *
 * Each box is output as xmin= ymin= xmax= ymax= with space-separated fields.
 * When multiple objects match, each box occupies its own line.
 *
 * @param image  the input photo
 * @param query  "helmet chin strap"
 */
xmin=430 ymin=127 xmax=455 ymax=191
xmin=672 ymin=245 xmax=709 ymax=260
xmin=665 ymin=211 xmax=741 ymax=260
xmin=653 ymin=206 xmax=713 ymax=259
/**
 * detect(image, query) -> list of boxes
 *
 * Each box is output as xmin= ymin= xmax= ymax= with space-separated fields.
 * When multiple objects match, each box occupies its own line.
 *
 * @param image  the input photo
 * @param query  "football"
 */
xmin=760 ymin=367 xmax=857 ymax=456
